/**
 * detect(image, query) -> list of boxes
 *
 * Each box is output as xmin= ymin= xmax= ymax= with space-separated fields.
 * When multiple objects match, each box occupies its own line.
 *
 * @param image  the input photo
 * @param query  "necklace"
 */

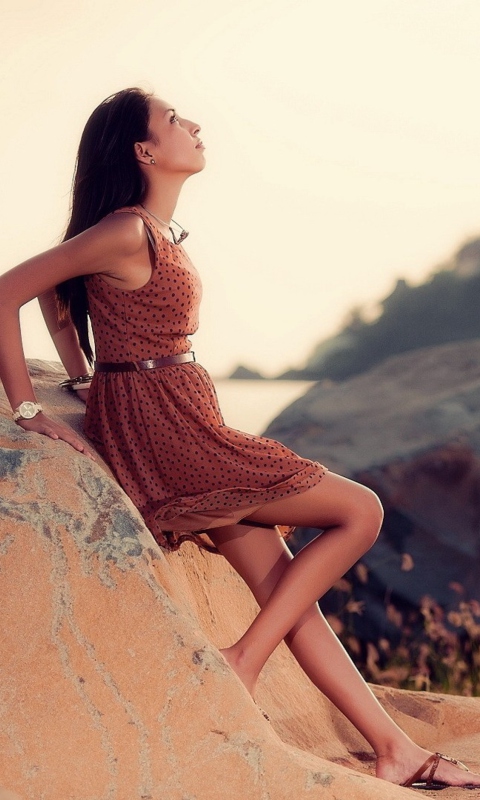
xmin=140 ymin=204 xmax=189 ymax=245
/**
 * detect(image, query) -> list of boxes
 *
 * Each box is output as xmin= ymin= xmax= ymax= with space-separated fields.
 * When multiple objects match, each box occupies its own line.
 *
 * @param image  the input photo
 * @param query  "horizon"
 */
xmin=2 ymin=0 xmax=480 ymax=377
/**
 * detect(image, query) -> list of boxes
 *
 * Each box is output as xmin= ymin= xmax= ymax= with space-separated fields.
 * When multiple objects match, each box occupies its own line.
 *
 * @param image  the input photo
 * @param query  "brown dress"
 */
xmin=84 ymin=206 xmax=326 ymax=550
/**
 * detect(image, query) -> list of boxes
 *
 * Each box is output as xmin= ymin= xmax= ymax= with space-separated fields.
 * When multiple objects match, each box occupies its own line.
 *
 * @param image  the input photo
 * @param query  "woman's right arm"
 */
xmin=0 ymin=291 xmax=96 ymax=454
xmin=0 ymin=214 xmax=144 ymax=457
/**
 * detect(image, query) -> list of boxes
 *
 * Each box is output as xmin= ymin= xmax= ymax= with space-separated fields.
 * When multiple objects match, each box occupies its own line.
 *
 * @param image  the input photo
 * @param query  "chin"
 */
xmin=191 ymin=160 xmax=206 ymax=175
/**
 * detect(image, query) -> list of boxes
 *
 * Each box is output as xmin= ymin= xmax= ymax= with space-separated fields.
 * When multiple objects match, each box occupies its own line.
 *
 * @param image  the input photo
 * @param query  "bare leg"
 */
xmin=215 ymin=474 xmax=383 ymax=693
xmin=209 ymin=473 xmax=480 ymax=787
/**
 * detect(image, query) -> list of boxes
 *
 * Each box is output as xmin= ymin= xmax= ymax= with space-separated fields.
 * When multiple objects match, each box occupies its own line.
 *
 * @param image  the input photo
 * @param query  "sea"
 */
xmin=212 ymin=380 xmax=314 ymax=435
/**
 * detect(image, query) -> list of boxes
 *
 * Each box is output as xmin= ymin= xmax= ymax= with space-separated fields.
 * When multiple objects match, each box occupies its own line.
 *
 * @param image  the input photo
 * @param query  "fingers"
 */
xmin=43 ymin=427 xmax=97 ymax=461
xmin=44 ymin=426 xmax=97 ymax=461
xmin=17 ymin=416 xmax=97 ymax=461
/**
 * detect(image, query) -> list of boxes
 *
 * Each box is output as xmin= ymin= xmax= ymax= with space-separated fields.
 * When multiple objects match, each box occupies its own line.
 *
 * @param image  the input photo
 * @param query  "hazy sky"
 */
xmin=1 ymin=0 xmax=480 ymax=377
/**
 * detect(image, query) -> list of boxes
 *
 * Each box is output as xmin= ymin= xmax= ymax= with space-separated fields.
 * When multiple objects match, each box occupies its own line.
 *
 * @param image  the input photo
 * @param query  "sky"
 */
xmin=1 ymin=0 xmax=480 ymax=377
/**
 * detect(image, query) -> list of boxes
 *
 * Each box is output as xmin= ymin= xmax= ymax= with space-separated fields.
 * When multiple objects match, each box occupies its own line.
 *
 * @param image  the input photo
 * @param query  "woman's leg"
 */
xmin=209 ymin=473 xmax=480 ymax=787
xmin=210 ymin=517 xmax=409 ymax=755
xmin=214 ymin=473 xmax=383 ymax=694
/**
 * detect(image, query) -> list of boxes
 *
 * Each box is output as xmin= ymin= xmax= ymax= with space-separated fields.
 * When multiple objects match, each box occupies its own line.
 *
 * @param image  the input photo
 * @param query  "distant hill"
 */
xmin=279 ymin=236 xmax=480 ymax=381
xmin=228 ymin=365 xmax=266 ymax=380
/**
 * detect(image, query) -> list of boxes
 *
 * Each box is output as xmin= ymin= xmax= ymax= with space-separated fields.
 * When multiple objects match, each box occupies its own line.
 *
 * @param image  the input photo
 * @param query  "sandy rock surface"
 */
xmin=1 ymin=360 xmax=479 ymax=799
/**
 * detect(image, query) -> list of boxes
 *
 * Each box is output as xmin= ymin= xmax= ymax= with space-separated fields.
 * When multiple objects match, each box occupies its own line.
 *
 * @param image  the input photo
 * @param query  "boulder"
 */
xmin=1 ymin=360 xmax=479 ymax=799
xmin=265 ymin=340 xmax=480 ymax=638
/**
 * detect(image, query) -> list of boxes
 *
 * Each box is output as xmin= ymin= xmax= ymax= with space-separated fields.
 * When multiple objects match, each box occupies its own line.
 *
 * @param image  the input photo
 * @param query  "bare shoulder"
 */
xmin=0 ymin=209 xmax=149 ymax=309
xmin=93 ymin=211 xmax=146 ymax=256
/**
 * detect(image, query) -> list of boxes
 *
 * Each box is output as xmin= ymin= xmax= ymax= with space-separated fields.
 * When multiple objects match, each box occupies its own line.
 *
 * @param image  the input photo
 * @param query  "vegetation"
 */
xmin=324 ymin=567 xmax=480 ymax=696
xmin=290 ymin=238 xmax=480 ymax=381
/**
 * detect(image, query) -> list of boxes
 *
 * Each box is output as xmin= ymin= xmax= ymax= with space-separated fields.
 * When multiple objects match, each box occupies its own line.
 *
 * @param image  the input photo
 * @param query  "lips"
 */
xmin=195 ymin=140 xmax=205 ymax=149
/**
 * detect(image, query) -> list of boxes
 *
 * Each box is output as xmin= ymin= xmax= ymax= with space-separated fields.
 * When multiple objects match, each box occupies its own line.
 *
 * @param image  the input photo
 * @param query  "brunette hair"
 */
xmin=56 ymin=87 xmax=154 ymax=363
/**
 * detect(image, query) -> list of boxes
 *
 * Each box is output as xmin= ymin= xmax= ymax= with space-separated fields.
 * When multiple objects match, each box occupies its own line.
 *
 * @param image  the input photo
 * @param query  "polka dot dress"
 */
xmin=84 ymin=206 xmax=327 ymax=551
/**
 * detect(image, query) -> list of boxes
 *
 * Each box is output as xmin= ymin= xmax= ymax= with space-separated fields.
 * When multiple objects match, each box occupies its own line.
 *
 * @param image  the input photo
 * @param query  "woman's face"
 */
xmin=137 ymin=96 xmax=205 ymax=177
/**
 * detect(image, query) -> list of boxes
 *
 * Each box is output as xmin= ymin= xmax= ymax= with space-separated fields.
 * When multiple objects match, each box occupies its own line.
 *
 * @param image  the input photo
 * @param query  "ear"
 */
xmin=134 ymin=141 xmax=153 ymax=166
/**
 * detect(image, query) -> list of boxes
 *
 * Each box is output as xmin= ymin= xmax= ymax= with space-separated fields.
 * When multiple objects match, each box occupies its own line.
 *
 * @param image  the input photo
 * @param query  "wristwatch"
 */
xmin=12 ymin=401 xmax=43 ymax=422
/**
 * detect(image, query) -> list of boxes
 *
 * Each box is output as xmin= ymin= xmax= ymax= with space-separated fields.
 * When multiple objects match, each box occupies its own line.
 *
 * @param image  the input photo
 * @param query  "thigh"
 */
xmin=245 ymin=471 xmax=382 ymax=529
xmin=209 ymin=523 xmax=293 ymax=606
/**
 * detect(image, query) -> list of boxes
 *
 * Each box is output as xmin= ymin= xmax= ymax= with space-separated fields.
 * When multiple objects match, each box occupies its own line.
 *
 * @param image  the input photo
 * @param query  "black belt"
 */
xmin=95 ymin=352 xmax=196 ymax=373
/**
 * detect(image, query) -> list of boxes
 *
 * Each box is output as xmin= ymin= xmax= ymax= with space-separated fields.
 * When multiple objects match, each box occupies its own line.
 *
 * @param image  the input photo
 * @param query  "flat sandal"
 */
xmin=402 ymin=752 xmax=480 ymax=791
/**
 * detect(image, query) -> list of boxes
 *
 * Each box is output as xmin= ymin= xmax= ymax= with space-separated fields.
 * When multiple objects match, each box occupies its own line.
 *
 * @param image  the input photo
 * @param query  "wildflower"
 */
xmin=355 ymin=563 xmax=369 ymax=584
xmin=400 ymin=553 xmax=414 ymax=571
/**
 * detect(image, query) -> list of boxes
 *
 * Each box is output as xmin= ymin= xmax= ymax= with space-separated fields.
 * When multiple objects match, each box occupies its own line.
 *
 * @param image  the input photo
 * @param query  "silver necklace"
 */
xmin=140 ymin=204 xmax=189 ymax=245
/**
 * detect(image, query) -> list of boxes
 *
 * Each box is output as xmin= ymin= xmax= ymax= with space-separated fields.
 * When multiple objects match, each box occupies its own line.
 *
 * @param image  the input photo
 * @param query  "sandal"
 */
xmin=402 ymin=752 xmax=480 ymax=791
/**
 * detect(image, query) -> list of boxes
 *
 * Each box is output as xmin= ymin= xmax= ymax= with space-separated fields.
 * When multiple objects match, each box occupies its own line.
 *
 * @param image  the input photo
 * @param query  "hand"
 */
xmin=75 ymin=387 xmax=90 ymax=404
xmin=16 ymin=412 xmax=96 ymax=460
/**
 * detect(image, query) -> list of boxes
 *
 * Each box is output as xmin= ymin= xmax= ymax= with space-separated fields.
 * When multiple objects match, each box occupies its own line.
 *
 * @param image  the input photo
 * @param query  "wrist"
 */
xmin=13 ymin=401 xmax=43 ymax=423
xmin=59 ymin=373 xmax=93 ymax=392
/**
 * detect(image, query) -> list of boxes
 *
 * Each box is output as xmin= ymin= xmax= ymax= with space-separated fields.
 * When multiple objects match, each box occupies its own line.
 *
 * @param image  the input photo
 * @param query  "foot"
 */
xmin=219 ymin=646 xmax=259 ymax=697
xmin=376 ymin=744 xmax=480 ymax=788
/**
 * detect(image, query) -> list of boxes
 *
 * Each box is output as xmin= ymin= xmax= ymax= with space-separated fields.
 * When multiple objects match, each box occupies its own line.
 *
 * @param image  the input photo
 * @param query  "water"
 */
xmin=213 ymin=379 xmax=314 ymax=435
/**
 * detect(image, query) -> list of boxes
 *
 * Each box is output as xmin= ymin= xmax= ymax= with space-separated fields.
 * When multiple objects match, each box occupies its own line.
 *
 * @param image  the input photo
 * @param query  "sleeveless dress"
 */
xmin=84 ymin=206 xmax=327 ymax=551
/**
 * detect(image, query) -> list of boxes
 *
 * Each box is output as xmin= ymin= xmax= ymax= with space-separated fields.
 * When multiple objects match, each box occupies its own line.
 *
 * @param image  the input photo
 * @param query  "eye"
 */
xmin=170 ymin=112 xmax=179 ymax=124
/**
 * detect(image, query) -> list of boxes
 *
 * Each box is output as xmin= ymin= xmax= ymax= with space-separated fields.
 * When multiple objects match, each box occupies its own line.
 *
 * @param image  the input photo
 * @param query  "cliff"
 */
xmin=1 ymin=360 xmax=479 ymax=800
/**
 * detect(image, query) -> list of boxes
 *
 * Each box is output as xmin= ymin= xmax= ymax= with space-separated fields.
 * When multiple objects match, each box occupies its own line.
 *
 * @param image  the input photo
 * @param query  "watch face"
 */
xmin=19 ymin=402 xmax=38 ymax=419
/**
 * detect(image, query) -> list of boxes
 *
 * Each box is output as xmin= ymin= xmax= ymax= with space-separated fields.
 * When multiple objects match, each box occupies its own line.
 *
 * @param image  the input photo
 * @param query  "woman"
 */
xmin=0 ymin=87 xmax=478 ymax=791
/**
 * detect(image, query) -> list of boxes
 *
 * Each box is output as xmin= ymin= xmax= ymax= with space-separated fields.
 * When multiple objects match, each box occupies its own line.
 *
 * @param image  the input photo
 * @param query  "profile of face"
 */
xmin=135 ymin=96 xmax=206 ymax=178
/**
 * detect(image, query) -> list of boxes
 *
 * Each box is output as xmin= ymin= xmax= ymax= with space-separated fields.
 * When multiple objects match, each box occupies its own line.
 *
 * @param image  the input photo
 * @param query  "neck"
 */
xmin=142 ymin=175 xmax=187 ymax=224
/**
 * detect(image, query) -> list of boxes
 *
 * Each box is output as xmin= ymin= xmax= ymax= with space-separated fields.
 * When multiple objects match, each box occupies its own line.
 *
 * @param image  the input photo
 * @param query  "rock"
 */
xmin=265 ymin=340 xmax=480 ymax=641
xmin=1 ymin=360 xmax=479 ymax=799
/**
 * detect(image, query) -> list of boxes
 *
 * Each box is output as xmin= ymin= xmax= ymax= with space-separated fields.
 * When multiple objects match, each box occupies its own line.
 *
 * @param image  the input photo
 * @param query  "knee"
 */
xmin=351 ymin=486 xmax=384 ymax=547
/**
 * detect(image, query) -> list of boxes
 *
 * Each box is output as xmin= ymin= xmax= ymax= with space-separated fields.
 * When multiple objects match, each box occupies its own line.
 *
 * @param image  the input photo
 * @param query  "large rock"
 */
xmin=1 ymin=360 xmax=479 ymax=799
xmin=265 ymin=340 xmax=480 ymax=637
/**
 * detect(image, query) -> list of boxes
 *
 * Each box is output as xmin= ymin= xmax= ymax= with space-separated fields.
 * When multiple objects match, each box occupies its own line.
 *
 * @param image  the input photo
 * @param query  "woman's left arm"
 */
xmin=38 ymin=288 xmax=91 ymax=403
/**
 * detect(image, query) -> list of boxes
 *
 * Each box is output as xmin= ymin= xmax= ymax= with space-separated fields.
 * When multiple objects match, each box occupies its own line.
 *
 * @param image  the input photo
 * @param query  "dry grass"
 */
xmin=325 ymin=567 xmax=480 ymax=696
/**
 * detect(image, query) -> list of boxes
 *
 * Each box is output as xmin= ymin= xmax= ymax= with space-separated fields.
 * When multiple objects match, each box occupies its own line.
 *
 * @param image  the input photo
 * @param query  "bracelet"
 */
xmin=70 ymin=381 xmax=92 ymax=391
xmin=59 ymin=374 xmax=93 ymax=392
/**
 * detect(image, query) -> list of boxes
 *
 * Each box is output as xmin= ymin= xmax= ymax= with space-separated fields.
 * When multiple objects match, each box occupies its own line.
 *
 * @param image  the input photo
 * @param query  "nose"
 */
xmin=191 ymin=121 xmax=201 ymax=136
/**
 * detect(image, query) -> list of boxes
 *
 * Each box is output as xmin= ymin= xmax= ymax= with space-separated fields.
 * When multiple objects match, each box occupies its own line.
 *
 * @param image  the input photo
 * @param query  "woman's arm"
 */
xmin=38 ymin=289 xmax=92 ymax=403
xmin=0 ymin=213 xmax=144 ymax=453
xmin=0 ymin=298 xmax=96 ymax=454
xmin=38 ymin=288 xmax=90 ymax=377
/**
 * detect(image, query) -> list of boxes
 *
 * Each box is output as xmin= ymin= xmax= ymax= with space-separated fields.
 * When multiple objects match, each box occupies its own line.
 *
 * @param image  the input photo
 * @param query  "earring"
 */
xmin=150 ymin=158 xmax=156 ymax=165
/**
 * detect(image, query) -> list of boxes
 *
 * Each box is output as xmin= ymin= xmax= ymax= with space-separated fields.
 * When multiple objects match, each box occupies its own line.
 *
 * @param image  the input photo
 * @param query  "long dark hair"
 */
xmin=56 ymin=87 xmax=154 ymax=364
